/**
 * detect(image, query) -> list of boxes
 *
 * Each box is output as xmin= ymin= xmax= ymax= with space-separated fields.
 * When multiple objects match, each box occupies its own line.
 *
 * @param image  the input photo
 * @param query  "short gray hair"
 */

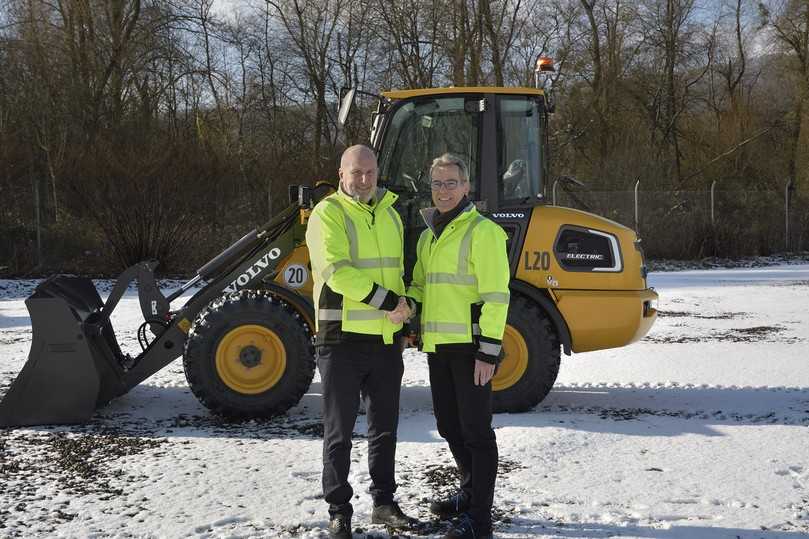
xmin=430 ymin=153 xmax=469 ymax=182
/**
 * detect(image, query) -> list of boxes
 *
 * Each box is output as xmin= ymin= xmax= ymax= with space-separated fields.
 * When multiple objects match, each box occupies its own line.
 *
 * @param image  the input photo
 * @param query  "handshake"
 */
xmin=385 ymin=297 xmax=412 ymax=325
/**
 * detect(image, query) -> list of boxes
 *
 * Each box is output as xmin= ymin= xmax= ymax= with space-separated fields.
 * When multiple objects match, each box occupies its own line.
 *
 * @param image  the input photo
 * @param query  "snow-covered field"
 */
xmin=1 ymin=265 xmax=808 ymax=538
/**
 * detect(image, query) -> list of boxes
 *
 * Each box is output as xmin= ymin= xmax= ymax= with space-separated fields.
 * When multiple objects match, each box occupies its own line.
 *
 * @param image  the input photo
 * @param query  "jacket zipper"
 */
xmin=369 ymin=202 xmax=387 ymax=334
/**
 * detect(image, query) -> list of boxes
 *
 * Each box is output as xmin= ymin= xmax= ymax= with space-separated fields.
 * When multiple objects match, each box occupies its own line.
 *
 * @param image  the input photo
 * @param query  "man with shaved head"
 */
xmin=339 ymin=144 xmax=378 ymax=202
xmin=306 ymin=145 xmax=418 ymax=538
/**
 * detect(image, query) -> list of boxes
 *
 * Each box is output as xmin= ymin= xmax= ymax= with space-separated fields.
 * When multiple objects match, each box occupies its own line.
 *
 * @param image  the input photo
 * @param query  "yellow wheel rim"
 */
xmin=215 ymin=324 xmax=286 ymax=394
xmin=492 ymin=325 xmax=528 ymax=392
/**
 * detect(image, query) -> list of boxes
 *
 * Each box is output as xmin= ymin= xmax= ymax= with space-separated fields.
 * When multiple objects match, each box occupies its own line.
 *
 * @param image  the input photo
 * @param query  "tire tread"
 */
xmin=493 ymin=294 xmax=561 ymax=413
xmin=183 ymin=290 xmax=315 ymax=419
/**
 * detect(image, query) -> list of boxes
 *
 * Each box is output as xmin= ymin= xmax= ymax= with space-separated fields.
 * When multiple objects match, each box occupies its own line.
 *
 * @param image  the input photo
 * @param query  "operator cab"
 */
xmin=370 ymin=88 xmax=549 ymax=213
xmin=338 ymin=87 xmax=552 ymax=279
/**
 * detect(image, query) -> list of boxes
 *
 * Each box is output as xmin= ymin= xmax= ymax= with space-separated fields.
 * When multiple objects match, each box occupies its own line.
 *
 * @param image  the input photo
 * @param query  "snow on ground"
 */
xmin=1 ymin=265 xmax=808 ymax=538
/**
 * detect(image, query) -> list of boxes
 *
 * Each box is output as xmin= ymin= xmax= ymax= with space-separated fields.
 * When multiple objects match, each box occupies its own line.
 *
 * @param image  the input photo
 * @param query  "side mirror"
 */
xmin=289 ymin=185 xmax=311 ymax=207
xmin=338 ymin=88 xmax=357 ymax=127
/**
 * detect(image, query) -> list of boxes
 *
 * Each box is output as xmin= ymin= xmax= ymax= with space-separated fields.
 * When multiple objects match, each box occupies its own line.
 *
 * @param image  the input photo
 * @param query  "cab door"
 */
xmin=375 ymin=95 xmax=487 ymax=280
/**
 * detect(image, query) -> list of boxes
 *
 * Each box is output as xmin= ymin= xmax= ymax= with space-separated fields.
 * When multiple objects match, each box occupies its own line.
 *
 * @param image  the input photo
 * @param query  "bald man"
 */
xmin=306 ymin=145 xmax=417 ymax=538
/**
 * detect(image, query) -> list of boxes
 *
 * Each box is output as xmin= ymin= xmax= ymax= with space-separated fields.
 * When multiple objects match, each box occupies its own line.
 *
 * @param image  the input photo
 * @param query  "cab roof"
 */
xmin=382 ymin=86 xmax=544 ymax=100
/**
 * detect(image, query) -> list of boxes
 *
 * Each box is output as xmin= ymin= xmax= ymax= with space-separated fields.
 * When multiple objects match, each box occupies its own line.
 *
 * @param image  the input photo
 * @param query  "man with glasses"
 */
xmin=306 ymin=145 xmax=418 ymax=538
xmin=406 ymin=153 xmax=510 ymax=539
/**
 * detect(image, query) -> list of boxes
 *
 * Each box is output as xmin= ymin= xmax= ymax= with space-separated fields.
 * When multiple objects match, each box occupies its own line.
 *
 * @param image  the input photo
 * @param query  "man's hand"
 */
xmin=474 ymin=360 xmax=496 ymax=386
xmin=386 ymin=297 xmax=411 ymax=324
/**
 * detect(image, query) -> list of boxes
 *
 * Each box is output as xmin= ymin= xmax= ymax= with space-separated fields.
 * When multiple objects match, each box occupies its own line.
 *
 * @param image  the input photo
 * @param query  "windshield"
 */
xmin=378 ymin=96 xmax=480 ymax=205
xmin=498 ymin=96 xmax=543 ymax=204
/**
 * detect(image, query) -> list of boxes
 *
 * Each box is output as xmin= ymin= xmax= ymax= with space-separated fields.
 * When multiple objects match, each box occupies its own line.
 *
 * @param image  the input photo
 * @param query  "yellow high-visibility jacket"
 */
xmin=407 ymin=202 xmax=510 ymax=362
xmin=306 ymin=187 xmax=405 ymax=345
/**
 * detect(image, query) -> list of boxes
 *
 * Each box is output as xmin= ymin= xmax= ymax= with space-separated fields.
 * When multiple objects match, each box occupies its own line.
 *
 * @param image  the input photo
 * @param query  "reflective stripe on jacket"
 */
xmin=306 ymin=187 xmax=405 ymax=345
xmin=407 ymin=203 xmax=510 ymax=358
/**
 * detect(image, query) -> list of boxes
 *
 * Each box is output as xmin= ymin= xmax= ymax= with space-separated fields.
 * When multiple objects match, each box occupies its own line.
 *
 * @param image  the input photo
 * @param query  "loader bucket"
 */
xmin=0 ymin=277 xmax=128 ymax=427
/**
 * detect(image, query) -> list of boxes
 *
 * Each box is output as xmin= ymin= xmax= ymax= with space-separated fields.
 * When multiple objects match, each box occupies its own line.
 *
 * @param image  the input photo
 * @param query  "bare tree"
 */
xmin=506 ymin=0 xmax=574 ymax=87
xmin=267 ymin=0 xmax=344 ymax=177
xmin=636 ymin=0 xmax=709 ymax=184
xmin=760 ymin=0 xmax=809 ymax=189
xmin=576 ymin=0 xmax=641 ymax=176
xmin=705 ymin=0 xmax=761 ymax=178
xmin=374 ymin=0 xmax=446 ymax=88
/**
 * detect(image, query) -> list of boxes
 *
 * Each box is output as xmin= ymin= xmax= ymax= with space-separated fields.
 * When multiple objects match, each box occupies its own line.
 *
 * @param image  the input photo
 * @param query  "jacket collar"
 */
xmin=336 ymin=185 xmax=397 ymax=211
xmin=419 ymin=201 xmax=477 ymax=236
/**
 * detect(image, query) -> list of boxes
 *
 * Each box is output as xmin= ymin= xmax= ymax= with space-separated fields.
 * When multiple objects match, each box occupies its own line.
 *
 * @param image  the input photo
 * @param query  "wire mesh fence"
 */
xmin=2 ymin=178 xmax=807 ymax=276
xmin=551 ymin=183 xmax=808 ymax=259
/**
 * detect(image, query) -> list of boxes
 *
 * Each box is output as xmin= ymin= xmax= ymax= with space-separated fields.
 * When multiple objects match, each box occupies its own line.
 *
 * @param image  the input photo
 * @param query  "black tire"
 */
xmin=183 ymin=290 xmax=315 ymax=419
xmin=492 ymin=295 xmax=561 ymax=413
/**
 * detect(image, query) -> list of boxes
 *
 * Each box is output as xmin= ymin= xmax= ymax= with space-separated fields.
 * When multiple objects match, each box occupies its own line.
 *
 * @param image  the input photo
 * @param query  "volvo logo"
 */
xmin=223 ymin=248 xmax=283 ymax=293
xmin=491 ymin=212 xmax=525 ymax=219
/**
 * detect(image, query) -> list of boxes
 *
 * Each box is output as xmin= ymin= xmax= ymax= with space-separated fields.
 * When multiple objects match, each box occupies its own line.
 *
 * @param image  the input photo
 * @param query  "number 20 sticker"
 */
xmin=283 ymin=264 xmax=309 ymax=289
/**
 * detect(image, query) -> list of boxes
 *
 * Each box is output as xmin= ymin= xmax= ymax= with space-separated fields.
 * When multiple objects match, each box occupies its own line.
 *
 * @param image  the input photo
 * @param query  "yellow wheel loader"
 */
xmin=0 ymin=83 xmax=657 ymax=427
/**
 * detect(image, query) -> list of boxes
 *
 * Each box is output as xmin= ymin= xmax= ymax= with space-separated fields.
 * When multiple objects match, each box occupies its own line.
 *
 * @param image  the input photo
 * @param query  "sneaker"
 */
xmin=371 ymin=502 xmax=419 ymax=529
xmin=429 ymin=493 xmax=470 ymax=520
xmin=328 ymin=512 xmax=352 ymax=539
xmin=444 ymin=513 xmax=493 ymax=539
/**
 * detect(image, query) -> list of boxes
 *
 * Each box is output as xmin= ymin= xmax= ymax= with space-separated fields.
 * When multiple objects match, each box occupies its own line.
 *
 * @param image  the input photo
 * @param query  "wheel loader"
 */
xmin=0 ymin=75 xmax=658 ymax=427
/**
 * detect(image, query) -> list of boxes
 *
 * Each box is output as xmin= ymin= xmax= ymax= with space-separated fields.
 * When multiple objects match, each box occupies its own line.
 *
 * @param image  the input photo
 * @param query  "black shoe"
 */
xmin=444 ymin=513 xmax=493 ymax=539
xmin=429 ymin=493 xmax=470 ymax=520
xmin=328 ymin=513 xmax=352 ymax=539
xmin=371 ymin=502 xmax=419 ymax=529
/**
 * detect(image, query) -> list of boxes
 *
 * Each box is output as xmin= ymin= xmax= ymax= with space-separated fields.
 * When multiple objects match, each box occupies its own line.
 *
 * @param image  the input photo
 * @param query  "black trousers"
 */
xmin=428 ymin=345 xmax=498 ymax=525
xmin=317 ymin=340 xmax=404 ymax=516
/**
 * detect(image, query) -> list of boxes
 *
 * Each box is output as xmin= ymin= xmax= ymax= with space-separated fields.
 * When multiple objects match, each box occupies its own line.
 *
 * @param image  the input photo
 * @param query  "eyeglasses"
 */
xmin=430 ymin=179 xmax=463 ymax=191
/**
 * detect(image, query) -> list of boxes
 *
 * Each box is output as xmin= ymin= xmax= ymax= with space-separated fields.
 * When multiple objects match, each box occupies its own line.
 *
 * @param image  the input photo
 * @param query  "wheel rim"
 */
xmin=492 ymin=324 xmax=528 ymax=392
xmin=215 ymin=324 xmax=286 ymax=394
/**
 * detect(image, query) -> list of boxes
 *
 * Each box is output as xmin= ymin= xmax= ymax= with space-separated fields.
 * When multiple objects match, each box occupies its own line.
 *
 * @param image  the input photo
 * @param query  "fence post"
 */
xmin=552 ymin=179 xmax=559 ymax=205
xmin=785 ymin=178 xmax=793 ymax=251
xmin=710 ymin=180 xmax=716 ymax=227
xmin=634 ymin=179 xmax=640 ymax=232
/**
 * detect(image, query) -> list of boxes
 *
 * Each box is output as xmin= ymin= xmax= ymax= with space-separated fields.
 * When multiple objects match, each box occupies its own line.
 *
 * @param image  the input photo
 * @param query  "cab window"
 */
xmin=378 ymin=96 xmax=481 ymax=206
xmin=498 ymin=96 xmax=543 ymax=203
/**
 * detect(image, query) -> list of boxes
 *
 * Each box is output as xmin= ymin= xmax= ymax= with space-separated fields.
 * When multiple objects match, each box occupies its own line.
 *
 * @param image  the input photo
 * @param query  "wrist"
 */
xmin=362 ymin=284 xmax=399 ymax=311
xmin=475 ymin=351 xmax=499 ymax=365
xmin=477 ymin=335 xmax=502 ymax=362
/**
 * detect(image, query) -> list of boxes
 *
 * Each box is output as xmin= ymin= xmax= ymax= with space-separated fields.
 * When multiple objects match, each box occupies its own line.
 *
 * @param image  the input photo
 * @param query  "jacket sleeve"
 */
xmin=404 ymin=230 xmax=429 ymax=335
xmin=306 ymin=201 xmax=399 ymax=311
xmin=405 ymin=230 xmax=428 ymax=305
xmin=471 ymin=221 xmax=511 ymax=364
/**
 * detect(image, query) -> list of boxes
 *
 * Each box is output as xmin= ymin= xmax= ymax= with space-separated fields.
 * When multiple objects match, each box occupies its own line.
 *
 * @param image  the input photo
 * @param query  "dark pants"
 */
xmin=317 ymin=340 xmax=404 ymax=517
xmin=428 ymin=345 xmax=498 ymax=525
